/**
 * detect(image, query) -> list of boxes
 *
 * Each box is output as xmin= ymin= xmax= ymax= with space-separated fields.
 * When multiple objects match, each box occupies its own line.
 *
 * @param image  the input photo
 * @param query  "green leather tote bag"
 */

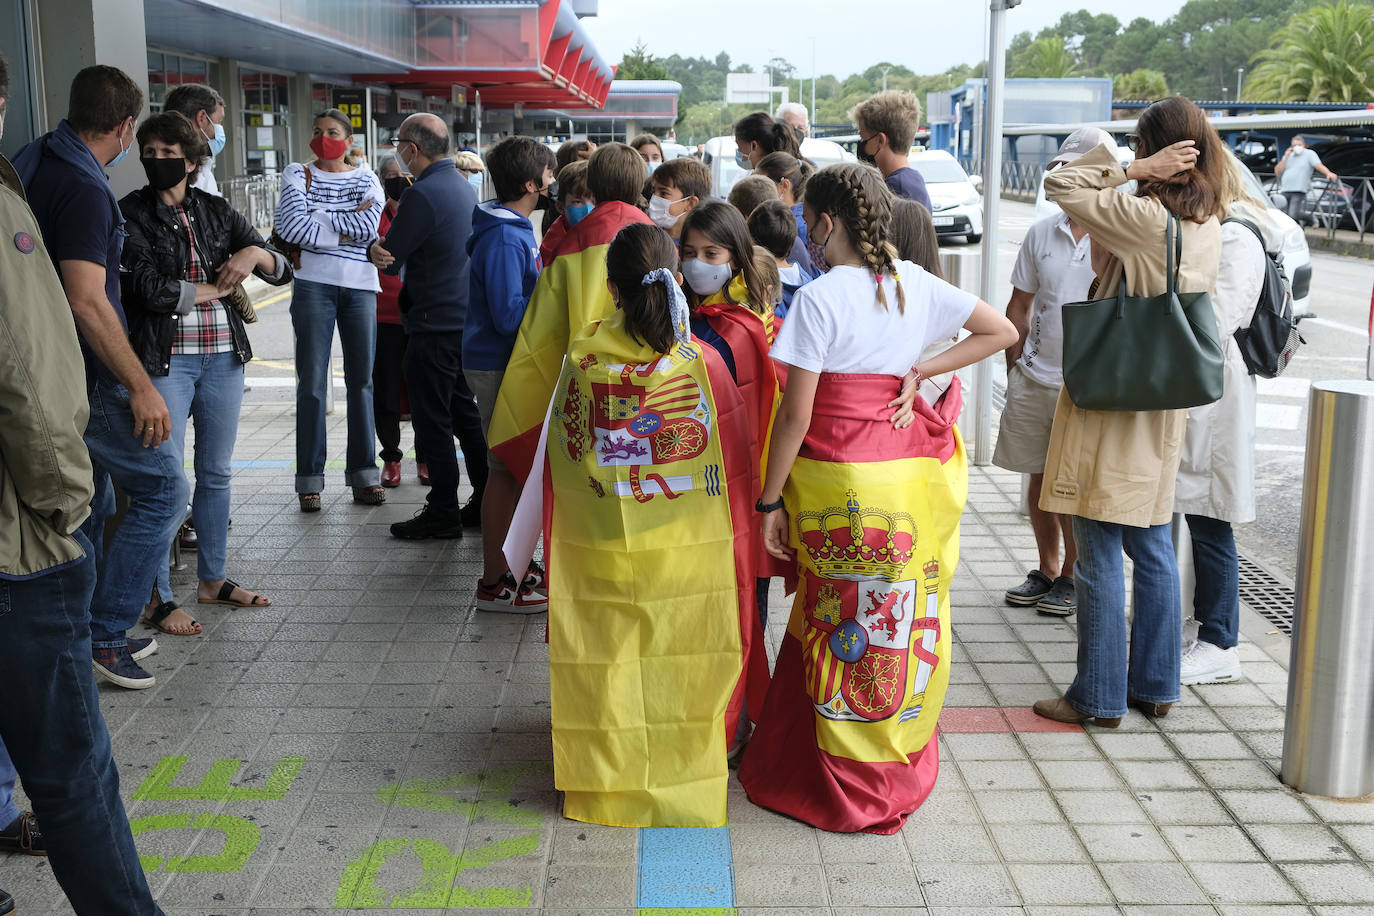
xmin=1061 ymin=213 xmax=1225 ymax=411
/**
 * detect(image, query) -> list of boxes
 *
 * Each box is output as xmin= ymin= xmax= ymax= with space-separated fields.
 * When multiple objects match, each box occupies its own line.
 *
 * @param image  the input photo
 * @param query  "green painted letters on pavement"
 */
xmin=132 ymin=755 xmax=306 ymax=802
xmin=129 ymin=813 xmax=261 ymax=873
xmin=338 ymin=834 xmax=538 ymax=908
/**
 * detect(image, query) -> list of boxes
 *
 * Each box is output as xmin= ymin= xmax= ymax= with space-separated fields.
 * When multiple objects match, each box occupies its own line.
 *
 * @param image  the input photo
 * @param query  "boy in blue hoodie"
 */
xmin=463 ymin=136 xmax=557 ymax=613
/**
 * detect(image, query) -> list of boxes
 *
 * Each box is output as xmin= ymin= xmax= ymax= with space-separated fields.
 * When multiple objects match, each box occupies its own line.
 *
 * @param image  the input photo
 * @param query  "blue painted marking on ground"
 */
xmin=636 ymin=826 xmax=734 ymax=909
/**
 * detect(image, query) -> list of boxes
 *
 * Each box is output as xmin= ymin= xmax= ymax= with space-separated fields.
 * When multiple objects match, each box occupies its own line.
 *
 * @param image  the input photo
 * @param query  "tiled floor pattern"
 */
xmin=2 ymin=402 xmax=1372 ymax=914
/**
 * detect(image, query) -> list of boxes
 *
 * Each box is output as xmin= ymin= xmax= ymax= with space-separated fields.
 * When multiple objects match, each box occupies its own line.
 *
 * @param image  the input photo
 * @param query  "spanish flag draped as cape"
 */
xmin=739 ymin=374 xmax=968 ymax=834
xmin=694 ymin=279 xmax=787 ymax=720
xmin=546 ymin=310 xmax=757 ymax=827
xmin=490 ymin=201 xmax=653 ymax=483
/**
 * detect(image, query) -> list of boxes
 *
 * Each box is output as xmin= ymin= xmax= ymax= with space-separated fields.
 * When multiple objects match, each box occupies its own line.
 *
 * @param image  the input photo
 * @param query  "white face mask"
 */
xmin=648 ymin=195 xmax=685 ymax=229
xmin=680 ymin=258 xmax=732 ymax=297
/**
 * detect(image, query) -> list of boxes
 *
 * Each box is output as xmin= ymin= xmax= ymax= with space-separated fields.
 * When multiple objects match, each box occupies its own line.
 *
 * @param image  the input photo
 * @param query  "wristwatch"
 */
xmin=755 ymin=496 xmax=785 ymax=513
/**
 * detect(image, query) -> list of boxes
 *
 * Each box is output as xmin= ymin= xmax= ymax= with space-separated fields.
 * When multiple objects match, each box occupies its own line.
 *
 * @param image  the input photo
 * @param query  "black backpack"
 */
xmin=1223 ymin=217 xmax=1304 ymax=379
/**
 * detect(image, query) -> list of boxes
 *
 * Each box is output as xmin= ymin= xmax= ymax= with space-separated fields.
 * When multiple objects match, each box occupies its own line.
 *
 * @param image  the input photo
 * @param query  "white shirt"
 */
xmin=1009 ymin=212 xmax=1095 ymax=388
xmin=770 ymin=262 xmax=976 ymax=376
xmin=190 ymin=155 xmax=220 ymax=196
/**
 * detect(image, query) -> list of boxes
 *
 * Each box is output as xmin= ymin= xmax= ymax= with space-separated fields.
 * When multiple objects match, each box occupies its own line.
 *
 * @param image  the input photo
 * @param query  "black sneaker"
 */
xmin=460 ymin=497 xmax=482 ymax=528
xmin=0 ymin=887 xmax=13 ymax=915
xmin=1036 ymin=576 xmax=1077 ymax=617
xmin=390 ymin=507 xmax=464 ymax=540
xmin=0 ymin=813 xmax=44 ymax=855
xmin=1004 ymin=569 xmax=1054 ymax=606
xmin=92 ymin=643 xmax=156 ymax=689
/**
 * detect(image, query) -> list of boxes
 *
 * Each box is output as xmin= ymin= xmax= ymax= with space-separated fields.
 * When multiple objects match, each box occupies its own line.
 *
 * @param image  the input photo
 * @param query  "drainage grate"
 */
xmin=1237 ymin=554 xmax=1296 ymax=635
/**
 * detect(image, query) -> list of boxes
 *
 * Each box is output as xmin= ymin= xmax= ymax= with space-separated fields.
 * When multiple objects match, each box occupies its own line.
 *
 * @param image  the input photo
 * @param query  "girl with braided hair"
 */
xmin=740 ymin=162 xmax=1015 ymax=833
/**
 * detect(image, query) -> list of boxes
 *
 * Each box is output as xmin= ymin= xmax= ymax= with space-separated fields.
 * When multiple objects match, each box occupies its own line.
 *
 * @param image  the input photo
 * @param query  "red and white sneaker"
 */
xmin=522 ymin=561 xmax=547 ymax=595
xmin=474 ymin=573 xmax=548 ymax=614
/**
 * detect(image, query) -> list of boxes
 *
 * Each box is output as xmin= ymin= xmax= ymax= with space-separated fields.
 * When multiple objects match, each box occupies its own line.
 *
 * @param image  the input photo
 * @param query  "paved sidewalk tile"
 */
xmin=5 ymin=414 xmax=1373 ymax=915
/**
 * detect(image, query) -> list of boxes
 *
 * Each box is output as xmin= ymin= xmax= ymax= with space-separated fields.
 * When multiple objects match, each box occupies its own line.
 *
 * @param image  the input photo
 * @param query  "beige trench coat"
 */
xmin=1038 ymin=145 xmax=1223 ymax=528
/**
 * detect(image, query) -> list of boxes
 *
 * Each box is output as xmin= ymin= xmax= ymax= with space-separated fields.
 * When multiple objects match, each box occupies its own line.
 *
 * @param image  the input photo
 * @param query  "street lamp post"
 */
xmin=976 ymin=0 xmax=1021 ymax=466
xmin=881 ymin=66 xmax=891 ymax=93
xmin=1237 ymin=66 xmax=1246 ymax=100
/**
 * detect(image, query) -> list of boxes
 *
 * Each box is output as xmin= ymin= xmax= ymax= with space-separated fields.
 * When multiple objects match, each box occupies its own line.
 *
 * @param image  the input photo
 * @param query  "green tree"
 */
xmin=616 ymin=40 xmax=668 ymax=81
xmin=1245 ymin=0 xmax=1374 ymax=102
xmin=1113 ymin=68 xmax=1170 ymax=100
xmin=1037 ymin=10 xmax=1122 ymax=73
xmin=1012 ymin=36 xmax=1082 ymax=78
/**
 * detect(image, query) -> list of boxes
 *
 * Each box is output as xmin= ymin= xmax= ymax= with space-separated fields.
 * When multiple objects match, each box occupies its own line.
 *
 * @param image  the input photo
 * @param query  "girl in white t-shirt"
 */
xmin=737 ymin=163 xmax=1015 ymax=834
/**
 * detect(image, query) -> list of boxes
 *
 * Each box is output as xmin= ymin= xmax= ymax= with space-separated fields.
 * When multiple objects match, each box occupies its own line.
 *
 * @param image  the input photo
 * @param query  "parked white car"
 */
xmin=701 ymin=136 xmax=853 ymax=200
xmin=1032 ymin=149 xmax=1311 ymax=314
xmin=906 ymin=150 xmax=983 ymax=244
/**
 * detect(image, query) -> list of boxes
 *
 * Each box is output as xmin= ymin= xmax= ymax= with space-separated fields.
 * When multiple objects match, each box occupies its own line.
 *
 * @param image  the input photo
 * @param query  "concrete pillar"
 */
xmin=33 ymin=0 xmax=150 ymax=197
xmin=624 ymin=119 xmax=639 ymax=142
xmin=220 ymin=58 xmax=246 ymax=180
xmin=289 ymin=74 xmax=315 ymax=166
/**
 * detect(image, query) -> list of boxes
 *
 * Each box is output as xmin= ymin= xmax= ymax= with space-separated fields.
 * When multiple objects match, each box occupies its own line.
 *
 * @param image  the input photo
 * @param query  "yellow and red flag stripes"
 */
xmin=545 ymin=312 xmax=758 ymax=828
xmin=738 ymin=373 xmax=968 ymax=835
xmin=489 ymin=202 xmax=653 ymax=483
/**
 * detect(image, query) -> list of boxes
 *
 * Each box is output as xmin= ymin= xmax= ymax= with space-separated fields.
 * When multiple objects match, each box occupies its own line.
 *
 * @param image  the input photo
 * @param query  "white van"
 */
xmin=701 ymin=136 xmax=853 ymax=200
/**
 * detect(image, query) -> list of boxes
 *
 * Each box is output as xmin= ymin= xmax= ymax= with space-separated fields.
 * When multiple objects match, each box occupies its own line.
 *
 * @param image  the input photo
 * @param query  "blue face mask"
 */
xmin=107 ymin=125 xmax=131 ymax=168
xmin=204 ymin=121 xmax=227 ymax=157
xmin=566 ymin=202 xmax=594 ymax=226
xmin=468 ymin=172 xmax=484 ymax=197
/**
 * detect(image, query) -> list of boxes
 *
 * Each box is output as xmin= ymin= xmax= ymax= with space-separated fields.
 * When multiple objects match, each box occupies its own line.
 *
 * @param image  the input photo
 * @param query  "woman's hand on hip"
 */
xmin=762 ymin=508 xmax=795 ymax=561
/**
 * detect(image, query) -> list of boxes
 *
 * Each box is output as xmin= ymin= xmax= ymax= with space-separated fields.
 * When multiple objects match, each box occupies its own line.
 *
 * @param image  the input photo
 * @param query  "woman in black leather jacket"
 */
xmin=119 ymin=111 xmax=290 ymax=636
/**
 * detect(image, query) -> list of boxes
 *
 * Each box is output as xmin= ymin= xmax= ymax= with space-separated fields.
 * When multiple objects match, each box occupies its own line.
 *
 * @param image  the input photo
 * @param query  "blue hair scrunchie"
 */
xmin=641 ymin=267 xmax=691 ymax=346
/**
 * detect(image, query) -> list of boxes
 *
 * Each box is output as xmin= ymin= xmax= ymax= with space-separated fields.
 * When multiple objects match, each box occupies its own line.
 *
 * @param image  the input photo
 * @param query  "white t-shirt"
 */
xmin=770 ymin=262 xmax=977 ymax=376
xmin=1008 ymin=213 xmax=1095 ymax=388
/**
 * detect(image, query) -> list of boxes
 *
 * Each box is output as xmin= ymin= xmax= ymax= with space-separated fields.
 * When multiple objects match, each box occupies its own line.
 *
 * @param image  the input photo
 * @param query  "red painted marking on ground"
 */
xmin=938 ymin=707 xmax=1010 ymax=732
xmin=1002 ymin=706 xmax=1085 ymax=733
xmin=939 ymin=707 xmax=1084 ymax=734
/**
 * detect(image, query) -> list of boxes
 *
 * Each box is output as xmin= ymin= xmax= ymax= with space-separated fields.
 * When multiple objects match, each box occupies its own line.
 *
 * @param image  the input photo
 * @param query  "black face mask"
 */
xmin=383 ymin=176 xmax=412 ymax=203
xmin=141 ymin=155 xmax=188 ymax=191
xmin=856 ymin=134 xmax=880 ymax=165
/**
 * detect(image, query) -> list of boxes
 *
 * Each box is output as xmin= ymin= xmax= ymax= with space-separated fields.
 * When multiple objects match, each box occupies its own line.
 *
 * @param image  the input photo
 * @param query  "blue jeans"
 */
xmin=1066 ymin=517 xmax=1182 ymax=718
xmin=1185 ymin=514 xmax=1239 ymax=649
xmin=0 ymin=538 xmax=164 ymax=914
xmin=152 ymin=353 xmax=244 ymax=600
xmin=0 ymin=737 xmax=17 ymax=827
xmin=83 ymin=381 xmax=190 ymax=649
xmin=290 ymin=277 xmax=379 ymax=493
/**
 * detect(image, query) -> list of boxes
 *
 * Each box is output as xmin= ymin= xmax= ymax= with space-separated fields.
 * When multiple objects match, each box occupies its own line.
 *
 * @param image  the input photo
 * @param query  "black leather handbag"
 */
xmin=1061 ymin=213 xmax=1225 ymax=411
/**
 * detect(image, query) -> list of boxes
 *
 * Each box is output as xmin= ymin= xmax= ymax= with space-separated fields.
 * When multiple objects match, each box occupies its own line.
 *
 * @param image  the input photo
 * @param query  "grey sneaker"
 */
xmin=1005 ymin=569 xmax=1054 ymax=606
xmin=1036 ymin=576 xmax=1077 ymax=616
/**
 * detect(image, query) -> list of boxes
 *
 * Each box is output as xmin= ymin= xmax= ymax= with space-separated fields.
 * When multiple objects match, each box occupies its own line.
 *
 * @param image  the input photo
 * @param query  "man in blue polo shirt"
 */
xmin=849 ymin=89 xmax=932 ymax=211
xmin=15 ymin=64 xmax=182 ymax=691
xmin=0 ymin=54 xmax=165 ymax=915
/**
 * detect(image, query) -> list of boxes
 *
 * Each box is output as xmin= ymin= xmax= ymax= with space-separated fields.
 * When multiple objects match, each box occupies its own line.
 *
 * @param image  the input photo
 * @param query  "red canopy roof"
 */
xmin=352 ymin=0 xmax=612 ymax=110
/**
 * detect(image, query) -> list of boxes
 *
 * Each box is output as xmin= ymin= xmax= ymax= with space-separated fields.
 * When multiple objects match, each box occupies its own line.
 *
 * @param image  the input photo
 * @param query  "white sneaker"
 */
xmin=1180 ymin=640 xmax=1241 ymax=686
xmin=473 ymin=573 xmax=548 ymax=614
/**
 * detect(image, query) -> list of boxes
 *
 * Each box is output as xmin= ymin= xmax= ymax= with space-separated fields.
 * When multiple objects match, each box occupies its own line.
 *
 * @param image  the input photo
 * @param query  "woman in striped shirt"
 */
xmin=273 ymin=109 xmax=386 ymax=511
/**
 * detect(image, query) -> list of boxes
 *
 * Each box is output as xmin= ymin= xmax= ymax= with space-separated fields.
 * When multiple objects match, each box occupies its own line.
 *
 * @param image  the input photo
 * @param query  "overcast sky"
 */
xmin=584 ymin=0 xmax=1190 ymax=83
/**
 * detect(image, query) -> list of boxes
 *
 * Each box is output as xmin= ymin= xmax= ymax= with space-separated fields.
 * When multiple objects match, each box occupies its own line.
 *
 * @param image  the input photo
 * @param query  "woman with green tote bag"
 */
xmin=1032 ymin=97 xmax=1227 ymax=728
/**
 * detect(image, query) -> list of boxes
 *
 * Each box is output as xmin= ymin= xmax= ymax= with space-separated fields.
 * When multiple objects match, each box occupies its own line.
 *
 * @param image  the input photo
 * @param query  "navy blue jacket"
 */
xmin=381 ymin=157 xmax=475 ymax=333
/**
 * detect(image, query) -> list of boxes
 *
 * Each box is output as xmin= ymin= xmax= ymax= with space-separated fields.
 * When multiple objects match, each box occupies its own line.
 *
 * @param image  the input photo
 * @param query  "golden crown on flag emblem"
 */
xmin=796 ymin=489 xmax=916 ymax=580
xmin=923 ymin=558 xmax=940 ymax=579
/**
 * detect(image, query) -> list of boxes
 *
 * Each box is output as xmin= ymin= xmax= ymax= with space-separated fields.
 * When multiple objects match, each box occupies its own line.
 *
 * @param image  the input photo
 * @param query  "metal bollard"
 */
xmin=1281 ymin=379 xmax=1374 ymax=799
xmin=939 ymin=250 xmax=987 ymax=449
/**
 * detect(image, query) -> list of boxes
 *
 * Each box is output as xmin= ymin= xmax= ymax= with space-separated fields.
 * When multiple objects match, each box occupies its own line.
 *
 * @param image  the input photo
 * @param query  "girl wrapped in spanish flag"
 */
xmin=740 ymin=163 xmax=1016 ymax=834
xmin=545 ymin=224 xmax=759 ymax=827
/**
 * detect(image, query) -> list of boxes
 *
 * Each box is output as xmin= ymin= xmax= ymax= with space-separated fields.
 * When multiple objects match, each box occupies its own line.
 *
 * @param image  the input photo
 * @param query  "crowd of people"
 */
xmin=0 ymin=47 xmax=1274 ymax=910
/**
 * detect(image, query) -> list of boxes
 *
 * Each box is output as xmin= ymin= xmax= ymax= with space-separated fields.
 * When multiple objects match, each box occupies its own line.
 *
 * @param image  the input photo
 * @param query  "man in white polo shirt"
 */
xmin=994 ymin=127 xmax=1112 ymax=617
